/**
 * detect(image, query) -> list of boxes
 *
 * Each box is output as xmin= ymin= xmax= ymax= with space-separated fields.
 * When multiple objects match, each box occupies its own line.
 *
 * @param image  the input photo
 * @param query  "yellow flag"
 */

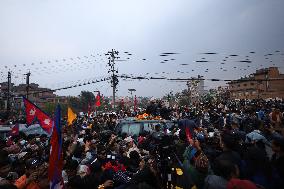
xmin=67 ymin=107 xmax=77 ymax=126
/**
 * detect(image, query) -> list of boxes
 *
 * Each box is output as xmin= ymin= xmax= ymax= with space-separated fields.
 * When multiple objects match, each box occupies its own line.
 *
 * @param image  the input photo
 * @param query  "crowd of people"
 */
xmin=0 ymin=98 xmax=284 ymax=189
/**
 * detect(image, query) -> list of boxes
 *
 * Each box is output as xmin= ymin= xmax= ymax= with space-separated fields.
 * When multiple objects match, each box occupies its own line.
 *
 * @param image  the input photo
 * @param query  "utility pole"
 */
xmin=106 ymin=49 xmax=119 ymax=110
xmin=7 ymin=71 xmax=11 ymax=113
xmin=25 ymin=71 xmax=31 ymax=99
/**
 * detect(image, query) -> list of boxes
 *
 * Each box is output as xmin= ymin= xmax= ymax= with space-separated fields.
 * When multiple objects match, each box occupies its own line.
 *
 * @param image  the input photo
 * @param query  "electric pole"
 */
xmin=25 ymin=71 xmax=31 ymax=99
xmin=107 ymin=49 xmax=119 ymax=109
xmin=7 ymin=71 xmax=11 ymax=113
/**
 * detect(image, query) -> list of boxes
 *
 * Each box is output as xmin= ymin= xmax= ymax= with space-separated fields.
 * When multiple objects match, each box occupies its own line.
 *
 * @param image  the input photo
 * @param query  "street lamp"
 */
xmin=128 ymin=89 xmax=136 ymax=96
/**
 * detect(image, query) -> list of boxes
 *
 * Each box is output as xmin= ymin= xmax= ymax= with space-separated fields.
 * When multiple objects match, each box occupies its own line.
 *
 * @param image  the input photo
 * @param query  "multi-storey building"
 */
xmin=228 ymin=67 xmax=284 ymax=99
xmin=0 ymin=82 xmax=68 ymax=110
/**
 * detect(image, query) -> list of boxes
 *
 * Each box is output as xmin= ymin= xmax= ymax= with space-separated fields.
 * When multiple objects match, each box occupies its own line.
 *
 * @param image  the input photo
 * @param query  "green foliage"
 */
xmin=43 ymin=102 xmax=67 ymax=116
xmin=80 ymin=91 xmax=95 ymax=109
xmin=161 ymin=89 xmax=192 ymax=107
xmin=96 ymin=97 xmax=112 ymax=111
xmin=138 ymin=97 xmax=149 ymax=109
xmin=65 ymin=92 xmax=113 ymax=113
xmin=66 ymin=91 xmax=96 ymax=113
xmin=179 ymin=97 xmax=191 ymax=106
xmin=60 ymin=103 xmax=68 ymax=117
xmin=43 ymin=102 xmax=56 ymax=115
xmin=116 ymin=101 xmax=124 ymax=111
xmin=68 ymin=96 xmax=82 ymax=112
xmin=201 ymin=90 xmax=216 ymax=103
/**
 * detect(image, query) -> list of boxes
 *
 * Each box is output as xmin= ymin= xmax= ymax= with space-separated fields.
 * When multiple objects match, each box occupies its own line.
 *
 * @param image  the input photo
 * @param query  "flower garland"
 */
xmin=136 ymin=113 xmax=162 ymax=120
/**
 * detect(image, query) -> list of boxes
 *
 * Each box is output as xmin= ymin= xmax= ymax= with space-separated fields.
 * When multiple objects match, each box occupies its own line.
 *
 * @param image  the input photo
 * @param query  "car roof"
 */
xmin=0 ymin=124 xmax=48 ymax=135
xmin=0 ymin=126 xmax=11 ymax=132
xmin=119 ymin=120 xmax=172 ymax=123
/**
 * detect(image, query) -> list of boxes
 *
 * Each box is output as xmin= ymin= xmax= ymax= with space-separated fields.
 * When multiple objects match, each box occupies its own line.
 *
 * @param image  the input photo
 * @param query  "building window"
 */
xmin=237 ymin=84 xmax=240 ymax=87
xmin=244 ymin=84 xmax=247 ymax=87
xmin=251 ymin=83 xmax=254 ymax=86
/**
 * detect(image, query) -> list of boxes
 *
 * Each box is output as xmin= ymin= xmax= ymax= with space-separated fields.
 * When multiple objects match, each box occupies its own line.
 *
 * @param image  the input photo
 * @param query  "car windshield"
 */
xmin=121 ymin=123 xmax=141 ymax=136
xmin=164 ymin=122 xmax=175 ymax=129
xmin=143 ymin=122 xmax=161 ymax=132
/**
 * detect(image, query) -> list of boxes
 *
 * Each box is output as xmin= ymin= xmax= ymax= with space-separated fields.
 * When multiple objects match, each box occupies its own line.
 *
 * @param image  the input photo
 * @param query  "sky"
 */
xmin=0 ymin=0 xmax=284 ymax=98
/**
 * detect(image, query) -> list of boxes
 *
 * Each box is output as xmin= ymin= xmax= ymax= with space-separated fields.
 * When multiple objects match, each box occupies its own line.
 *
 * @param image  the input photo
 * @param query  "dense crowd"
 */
xmin=0 ymin=99 xmax=284 ymax=189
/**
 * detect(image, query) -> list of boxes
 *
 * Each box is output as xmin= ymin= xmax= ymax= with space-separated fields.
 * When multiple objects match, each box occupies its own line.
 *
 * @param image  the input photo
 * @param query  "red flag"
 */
xmin=23 ymin=97 xmax=53 ymax=134
xmin=37 ymin=111 xmax=53 ymax=134
xmin=10 ymin=123 xmax=19 ymax=136
xmin=6 ymin=137 xmax=13 ymax=146
xmin=95 ymin=92 xmax=101 ymax=107
xmin=185 ymin=127 xmax=192 ymax=143
xmin=48 ymin=105 xmax=63 ymax=189
xmin=23 ymin=98 xmax=37 ymax=125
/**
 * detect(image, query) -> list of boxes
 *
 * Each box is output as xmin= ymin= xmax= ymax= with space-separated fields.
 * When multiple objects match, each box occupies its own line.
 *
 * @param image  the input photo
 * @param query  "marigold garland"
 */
xmin=135 ymin=113 xmax=162 ymax=120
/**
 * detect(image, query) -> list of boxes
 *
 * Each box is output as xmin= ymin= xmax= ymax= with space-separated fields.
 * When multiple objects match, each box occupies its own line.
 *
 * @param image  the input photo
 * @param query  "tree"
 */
xmin=79 ymin=91 xmax=95 ymax=111
xmin=44 ymin=102 xmax=67 ymax=116
xmin=43 ymin=102 xmax=56 ymax=115
xmin=138 ymin=97 xmax=150 ymax=109
xmin=117 ymin=100 xmax=126 ymax=112
xmin=68 ymin=96 xmax=82 ymax=112
xmin=177 ymin=89 xmax=191 ymax=106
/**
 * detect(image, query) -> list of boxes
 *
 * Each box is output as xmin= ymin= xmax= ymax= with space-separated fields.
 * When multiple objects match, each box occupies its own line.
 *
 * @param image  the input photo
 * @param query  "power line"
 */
xmin=118 ymin=74 xmax=284 ymax=82
xmin=8 ymin=76 xmax=111 ymax=97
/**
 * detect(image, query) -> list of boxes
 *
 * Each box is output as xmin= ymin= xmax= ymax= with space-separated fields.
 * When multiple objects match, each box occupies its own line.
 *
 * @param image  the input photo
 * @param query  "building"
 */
xmin=228 ymin=67 xmax=284 ymax=99
xmin=0 ymin=82 xmax=68 ymax=111
xmin=0 ymin=82 xmax=15 ymax=112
